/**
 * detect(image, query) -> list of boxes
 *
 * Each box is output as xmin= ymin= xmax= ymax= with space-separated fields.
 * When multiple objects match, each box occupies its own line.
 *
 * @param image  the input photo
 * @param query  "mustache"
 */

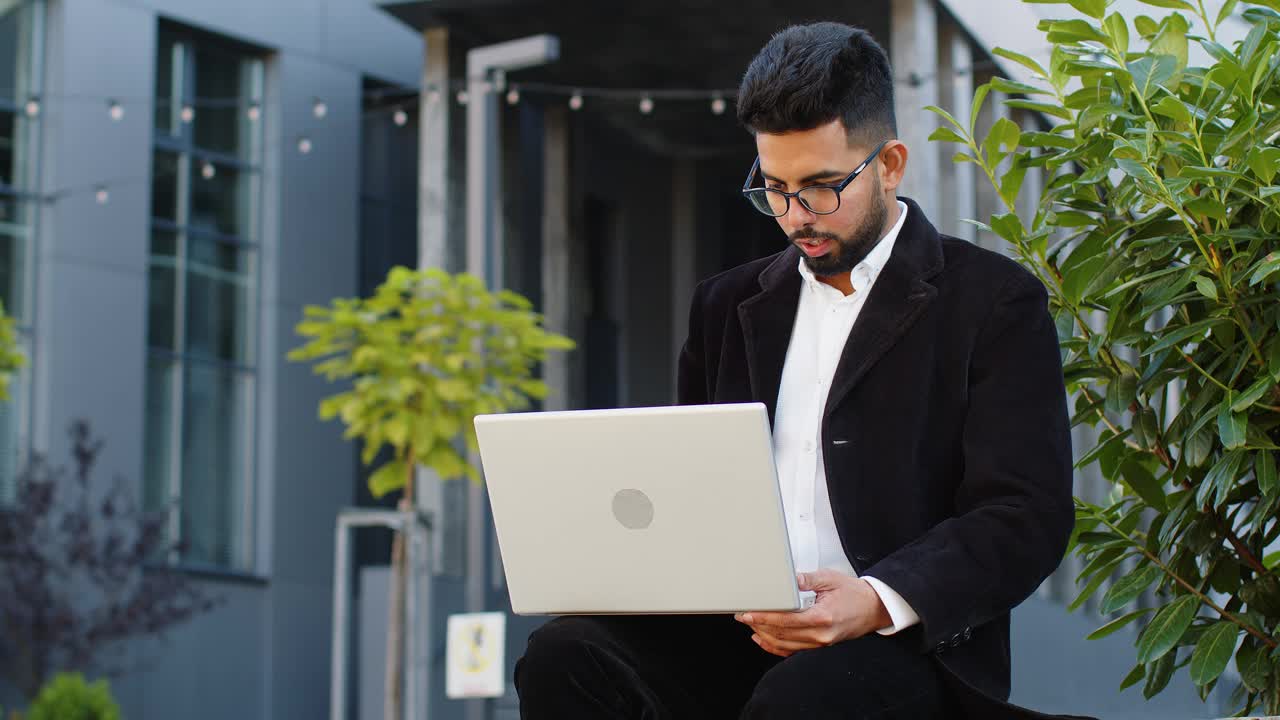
xmin=789 ymin=229 xmax=839 ymax=243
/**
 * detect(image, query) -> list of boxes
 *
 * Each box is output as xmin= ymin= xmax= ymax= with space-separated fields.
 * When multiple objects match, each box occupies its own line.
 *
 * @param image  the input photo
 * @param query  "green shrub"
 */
xmin=929 ymin=0 xmax=1280 ymax=713
xmin=26 ymin=673 xmax=121 ymax=720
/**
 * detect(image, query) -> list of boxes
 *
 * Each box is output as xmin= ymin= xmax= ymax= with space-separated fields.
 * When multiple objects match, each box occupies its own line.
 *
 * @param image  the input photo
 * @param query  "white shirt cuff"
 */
xmin=862 ymin=576 xmax=921 ymax=636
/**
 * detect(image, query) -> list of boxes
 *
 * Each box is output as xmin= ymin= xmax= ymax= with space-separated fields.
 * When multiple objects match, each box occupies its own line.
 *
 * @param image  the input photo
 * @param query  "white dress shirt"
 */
xmin=772 ymin=200 xmax=920 ymax=635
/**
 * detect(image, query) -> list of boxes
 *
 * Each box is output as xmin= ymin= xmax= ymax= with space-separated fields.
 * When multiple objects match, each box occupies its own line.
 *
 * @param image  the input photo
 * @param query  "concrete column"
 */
xmin=541 ymin=106 xmax=573 ymax=411
xmin=418 ymin=28 xmax=449 ymax=269
xmin=891 ymin=0 xmax=941 ymax=215
xmin=414 ymin=28 xmax=450 ymax=566
xmin=936 ymin=21 xmax=976 ymax=242
xmin=670 ymin=158 xmax=696 ymax=397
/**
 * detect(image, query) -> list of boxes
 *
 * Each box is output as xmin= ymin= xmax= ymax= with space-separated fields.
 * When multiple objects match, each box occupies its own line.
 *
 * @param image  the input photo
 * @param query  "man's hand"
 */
xmin=734 ymin=569 xmax=892 ymax=657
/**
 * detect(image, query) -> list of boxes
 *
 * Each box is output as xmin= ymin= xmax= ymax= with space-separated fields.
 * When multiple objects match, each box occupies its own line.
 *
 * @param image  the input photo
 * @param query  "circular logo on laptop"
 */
xmin=611 ymin=489 xmax=654 ymax=530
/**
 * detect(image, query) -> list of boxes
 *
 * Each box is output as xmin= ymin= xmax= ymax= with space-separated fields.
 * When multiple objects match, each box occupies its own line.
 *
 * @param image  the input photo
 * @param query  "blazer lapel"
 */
xmin=823 ymin=198 xmax=945 ymax=418
xmin=737 ymin=247 xmax=802 ymax=426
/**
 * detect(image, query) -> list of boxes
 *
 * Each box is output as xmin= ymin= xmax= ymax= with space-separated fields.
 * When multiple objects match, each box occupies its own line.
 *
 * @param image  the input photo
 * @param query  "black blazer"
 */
xmin=677 ymin=198 xmax=1078 ymax=716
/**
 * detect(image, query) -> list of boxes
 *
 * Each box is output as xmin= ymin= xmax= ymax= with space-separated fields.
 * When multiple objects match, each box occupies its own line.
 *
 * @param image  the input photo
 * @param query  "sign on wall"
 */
xmin=445 ymin=612 xmax=507 ymax=699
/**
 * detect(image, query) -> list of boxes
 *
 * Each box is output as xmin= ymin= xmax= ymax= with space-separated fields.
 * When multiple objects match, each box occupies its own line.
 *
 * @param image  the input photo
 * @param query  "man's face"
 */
xmin=755 ymin=120 xmax=888 ymax=277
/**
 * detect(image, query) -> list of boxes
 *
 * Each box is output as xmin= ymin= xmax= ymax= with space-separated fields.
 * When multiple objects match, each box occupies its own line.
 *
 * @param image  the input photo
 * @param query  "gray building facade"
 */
xmin=0 ymin=0 xmax=1242 ymax=718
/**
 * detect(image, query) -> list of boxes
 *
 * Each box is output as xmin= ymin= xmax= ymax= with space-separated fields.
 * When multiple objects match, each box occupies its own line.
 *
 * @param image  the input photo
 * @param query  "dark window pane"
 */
xmin=0 ymin=195 xmax=22 ymax=227
xmin=143 ymin=355 xmax=178 ymax=514
xmin=147 ymin=229 xmax=179 ymax=350
xmin=0 ymin=226 xmax=26 ymax=321
xmin=184 ymin=236 xmax=252 ymax=362
xmin=0 ymin=110 xmax=14 ymax=187
xmin=192 ymin=48 xmax=257 ymax=157
xmin=152 ymin=149 xmax=180 ymax=222
xmin=151 ymin=227 xmax=178 ymax=257
xmin=189 ymin=160 xmax=253 ymax=238
xmin=179 ymin=362 xmax=252 ymax=568
xmin=0 ymin=3 xmax=27 ymax=107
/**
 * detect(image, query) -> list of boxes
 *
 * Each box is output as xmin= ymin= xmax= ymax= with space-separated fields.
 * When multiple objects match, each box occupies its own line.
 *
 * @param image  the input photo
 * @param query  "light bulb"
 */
xmin=639 ymin=96 xmax=654 ymax=115
xmin=393 ymin=108 xmax=408 ymax=126
xmin=24 ymin=98 xmax=39 ymax=118
xmin=456 ymin=90 xmax=469 ymax=106
xmin=313 ymin=99 xmax=328 ymax=119
xmin=108 ymin=100 xmax=125 ymax=121
xmin=711 ymin=97 xmax=727 ymax=115
xmin=95 ymin=187 xmax=110 ymax=204
xmin=201 ymin=162 xmax=216 ymax=180
xmin=298 ymin=137 xmax=313 ymax=154
xmin=247 ymin=103 xmax=261 ymax=121
xmin=506 ymin=88 xmax=520 ymax=105
xmin=180 ymin=105 xmax=195 ymax=124
xmin=569 ymin=93 xmax=583 ymax=111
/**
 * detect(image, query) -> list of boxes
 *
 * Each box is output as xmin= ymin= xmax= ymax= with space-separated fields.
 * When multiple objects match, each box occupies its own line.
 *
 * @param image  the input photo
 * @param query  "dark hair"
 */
xmin=736 ymin=22 xmax=897 ymax=146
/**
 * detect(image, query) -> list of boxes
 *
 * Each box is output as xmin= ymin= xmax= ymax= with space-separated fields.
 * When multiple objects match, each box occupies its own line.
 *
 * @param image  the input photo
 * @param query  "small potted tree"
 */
xmin=289 ymin=266 xmax=573 ymax=718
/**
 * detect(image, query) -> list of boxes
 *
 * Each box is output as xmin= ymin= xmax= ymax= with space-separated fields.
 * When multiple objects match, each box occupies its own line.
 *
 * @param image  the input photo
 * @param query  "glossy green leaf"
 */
xmin=1101 ymin=564 xmax=1162 ymax=614
xmin=1088 ymin=607 xmax=1156 ymax=640
xmin=1256 ymin=451 xmax=1278 ymax=498
xmin=1217 ymin=400 xmax=1247 ymax=450
xmin=1136 ymin=595 xmax=1198 ymax=663
xmin=1143 ymin=651 xmax=1176 ymax=699
xmin=1128 ymin=54 xmax=1179 ymax=99
xmin=1121 ymin=460 xmax=1168 ymax=513
xmin=1249 ymin=251 xmax=1280 ymax=286
xmin=929 ymin=126 xmax=968 ymax=145
xmin=1189 ymin=621 xmax=1237 ymax=686
xmin=1134 ymin=0 xmax=1193 ymax=9
xmin=992 ymin=47 xmax=1049 ymax=79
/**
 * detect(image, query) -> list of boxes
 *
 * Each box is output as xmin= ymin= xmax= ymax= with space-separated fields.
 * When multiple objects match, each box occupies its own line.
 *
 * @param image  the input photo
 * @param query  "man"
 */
xmin=515 ymin=22 xmax=1077 ymax=719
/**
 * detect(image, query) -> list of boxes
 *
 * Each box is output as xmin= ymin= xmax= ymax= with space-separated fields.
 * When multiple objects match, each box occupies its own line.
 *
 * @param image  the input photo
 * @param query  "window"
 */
xmin=0 ymin=0 xmax=42 ymax=503
xmin=144 ymin=25 xmax=263 ymax=571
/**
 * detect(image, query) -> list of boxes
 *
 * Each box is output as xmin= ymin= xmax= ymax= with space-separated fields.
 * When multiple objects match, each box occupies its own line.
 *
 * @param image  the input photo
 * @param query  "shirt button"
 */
xmin=803 ymin=441 xmax=815 ymax=453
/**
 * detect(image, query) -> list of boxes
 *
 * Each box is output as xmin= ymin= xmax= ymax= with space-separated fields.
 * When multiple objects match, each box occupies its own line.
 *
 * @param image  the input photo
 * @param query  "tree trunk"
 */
xmin=383 ymin=463 xmax=416 ymax=720
xmin=383 ymin=527 xmax=406 ymax=720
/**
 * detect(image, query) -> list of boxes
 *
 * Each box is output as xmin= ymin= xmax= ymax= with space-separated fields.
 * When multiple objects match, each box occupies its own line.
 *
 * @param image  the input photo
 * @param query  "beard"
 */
xmin=790 ymin=190 xmax=889 ymax=277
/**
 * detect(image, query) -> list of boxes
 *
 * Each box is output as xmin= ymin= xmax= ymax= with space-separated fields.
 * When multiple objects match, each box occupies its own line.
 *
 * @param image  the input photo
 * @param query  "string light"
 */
xmin=180 ymin=104 xmax=195 ymax=124
xmin=569 ymin=92 xmax=583 ymax=111
xmin=393 ymin=108 xmax=408 ymax=126
xmin=94 ymin=187 xmax=109 ymax=205
xmin=313 ymin=98 xmax=328 ymax=119
xmin=297 ymin=137 xmax=313 ymax=154
xmin=108 ymin=100 xmax=125 ymax=121
xmin=246 ymin=102 xmax=261 ymax=121
xmin=711 ymin=96 xmax=726 ymax=116
xmin=507 ymin=88 xmax=521 ymax=106
xmin=23 ymin=97 xmax=39 ymax=118
xmin=200 ymin=162 xmax=216 ymax=180
xmin=639 ymin=96 xmax=654 ymax=114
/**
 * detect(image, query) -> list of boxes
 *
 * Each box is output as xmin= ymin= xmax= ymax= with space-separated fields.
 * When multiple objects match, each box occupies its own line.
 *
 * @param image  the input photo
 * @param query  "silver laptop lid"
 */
xmin=474 ymin=403 xmax=801 ymax=614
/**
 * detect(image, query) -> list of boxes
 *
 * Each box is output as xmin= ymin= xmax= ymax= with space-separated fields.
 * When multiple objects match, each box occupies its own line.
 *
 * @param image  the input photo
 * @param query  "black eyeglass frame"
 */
xmin=741 ymin=140 xmax=889 ymax=217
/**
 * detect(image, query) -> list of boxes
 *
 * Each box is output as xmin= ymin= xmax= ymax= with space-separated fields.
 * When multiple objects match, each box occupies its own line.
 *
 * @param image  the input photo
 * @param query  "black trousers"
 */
xmin=513 ymin=614 xmax=947 ymax=719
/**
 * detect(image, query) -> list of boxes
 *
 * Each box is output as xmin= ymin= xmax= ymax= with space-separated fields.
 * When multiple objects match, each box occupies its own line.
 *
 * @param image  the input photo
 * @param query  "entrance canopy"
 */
xmin=380 ymin=0 xmax=894 ymax=157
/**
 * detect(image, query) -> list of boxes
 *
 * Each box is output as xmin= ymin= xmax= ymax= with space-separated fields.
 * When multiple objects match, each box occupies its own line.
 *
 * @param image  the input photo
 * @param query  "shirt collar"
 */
xmin=797 ymin=200 xmax=908 ymax=295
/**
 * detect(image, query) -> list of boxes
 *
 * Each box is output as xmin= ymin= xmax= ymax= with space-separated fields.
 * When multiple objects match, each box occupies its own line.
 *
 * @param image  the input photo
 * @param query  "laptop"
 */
xmin=473 ymin=402 xmax=807 ymax=615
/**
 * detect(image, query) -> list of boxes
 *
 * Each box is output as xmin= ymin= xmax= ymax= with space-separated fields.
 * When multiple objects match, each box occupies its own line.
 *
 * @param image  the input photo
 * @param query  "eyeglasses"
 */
xmin=741 ymin=140 xmax=888 ymax=217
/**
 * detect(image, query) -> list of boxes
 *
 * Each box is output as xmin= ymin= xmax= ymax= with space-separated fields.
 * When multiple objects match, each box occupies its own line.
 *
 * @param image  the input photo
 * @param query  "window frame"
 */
xmin=145 ymin=22 xmax=265 ymax=573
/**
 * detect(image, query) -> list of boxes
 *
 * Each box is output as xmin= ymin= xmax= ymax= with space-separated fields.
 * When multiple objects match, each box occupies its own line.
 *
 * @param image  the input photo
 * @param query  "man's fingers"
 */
xmin=751 ymin=631 xmax=820 ymax=654
xmin=796 ymin=568 xmax=844 ymax=592
xmin=751 ymin=633 xmax=797 ymax=657
xmin=738 ymin=608 xmax=831 ymax=631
